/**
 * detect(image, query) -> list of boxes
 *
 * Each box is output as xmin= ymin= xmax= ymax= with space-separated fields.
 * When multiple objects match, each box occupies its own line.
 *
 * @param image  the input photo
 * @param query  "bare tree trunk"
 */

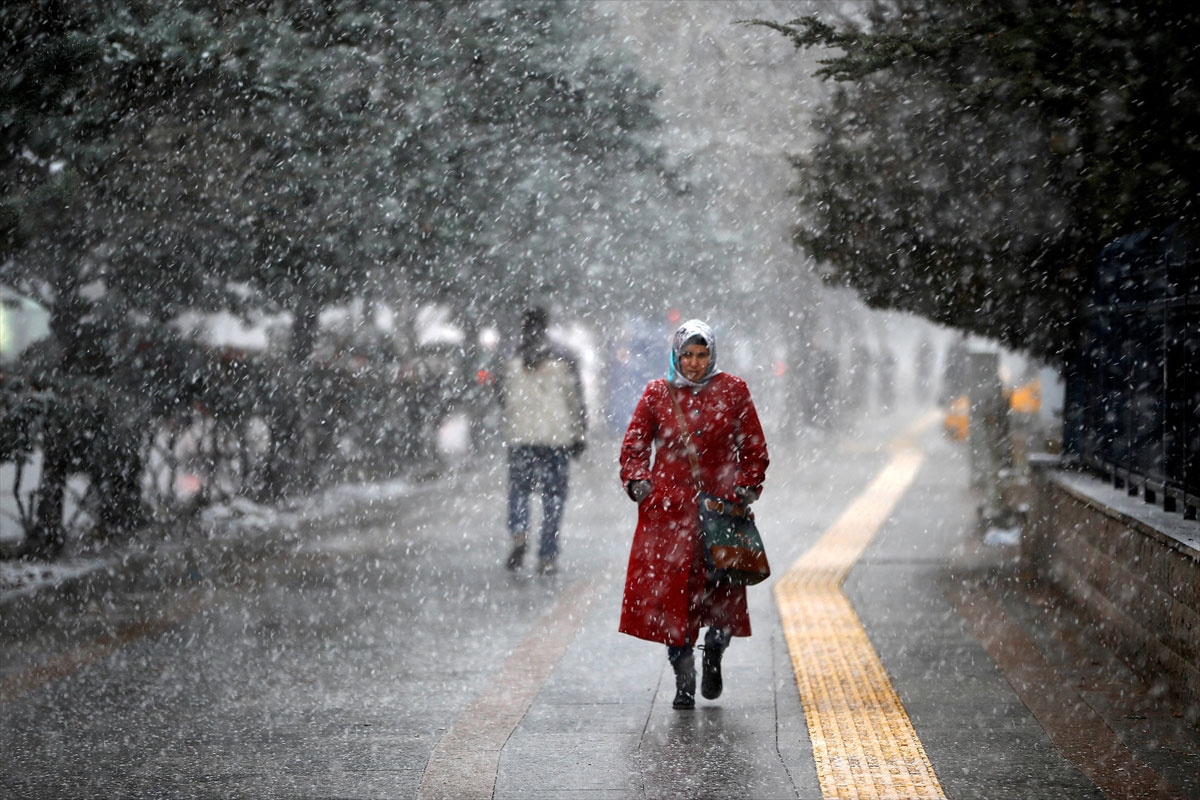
xmin=260 ymin=299 xmax=321 ymax=500
xmin=30 ymin=281 xmax=86 ymax=555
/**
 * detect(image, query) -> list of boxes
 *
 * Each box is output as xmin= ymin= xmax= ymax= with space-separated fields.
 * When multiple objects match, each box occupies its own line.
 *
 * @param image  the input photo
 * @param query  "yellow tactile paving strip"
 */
xmin=775 ymin=444 xmax=946 ymax=799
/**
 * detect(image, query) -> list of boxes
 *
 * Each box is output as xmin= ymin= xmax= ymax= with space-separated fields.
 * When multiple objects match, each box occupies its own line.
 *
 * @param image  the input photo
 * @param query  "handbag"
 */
xmin=669 ymin=388 xmax=770 ymax=586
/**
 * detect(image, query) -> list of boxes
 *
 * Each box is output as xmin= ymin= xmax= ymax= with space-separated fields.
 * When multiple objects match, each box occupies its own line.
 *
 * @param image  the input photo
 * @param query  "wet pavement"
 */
xmin=2 ymin=404 xmax=1199 ymax=799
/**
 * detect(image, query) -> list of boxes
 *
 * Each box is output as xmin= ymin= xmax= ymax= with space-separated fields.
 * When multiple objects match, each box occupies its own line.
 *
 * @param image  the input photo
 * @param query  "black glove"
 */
xmin=626 ymin=480 xmax=652 ymax=503
xmin=733 ymin=485 xmax=761 ymax=505
xmin=568 ymin=439 xmax=587 ymax=459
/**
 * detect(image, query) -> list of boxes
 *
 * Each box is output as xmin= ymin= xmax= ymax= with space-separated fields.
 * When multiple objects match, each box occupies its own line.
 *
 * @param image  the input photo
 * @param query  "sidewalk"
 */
xmin=422 ymin=412 xmax=1200 ymax=799
xmin=0 ymin=473 xmax=442 ymax=645
xmin=3 ymin=408 xmax=1198 ymax=799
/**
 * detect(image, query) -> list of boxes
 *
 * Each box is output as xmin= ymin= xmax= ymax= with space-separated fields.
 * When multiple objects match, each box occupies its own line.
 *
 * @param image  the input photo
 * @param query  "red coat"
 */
xmin=618 ymin=373 xmax=769 ymax=647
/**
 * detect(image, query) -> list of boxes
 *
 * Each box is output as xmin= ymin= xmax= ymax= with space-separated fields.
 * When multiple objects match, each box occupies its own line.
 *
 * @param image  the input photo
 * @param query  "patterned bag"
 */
xmin=697 ymin=491 xmax=770 ymax=585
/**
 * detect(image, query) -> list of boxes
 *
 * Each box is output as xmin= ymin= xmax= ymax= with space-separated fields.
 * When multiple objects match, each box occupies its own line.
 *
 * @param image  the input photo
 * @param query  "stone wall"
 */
xmin=1025 ymin=457 xmax=1200 ymax=710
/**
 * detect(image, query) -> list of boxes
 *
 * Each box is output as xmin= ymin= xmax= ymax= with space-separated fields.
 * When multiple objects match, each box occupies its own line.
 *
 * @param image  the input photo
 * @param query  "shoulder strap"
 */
xmin=668 ymin=387 xmax=702 ymax=489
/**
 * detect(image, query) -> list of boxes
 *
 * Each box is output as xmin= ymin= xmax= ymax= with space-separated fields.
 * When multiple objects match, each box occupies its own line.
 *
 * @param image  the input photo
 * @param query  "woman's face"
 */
xmin=678 ymin=343 xmax=711 ymax=383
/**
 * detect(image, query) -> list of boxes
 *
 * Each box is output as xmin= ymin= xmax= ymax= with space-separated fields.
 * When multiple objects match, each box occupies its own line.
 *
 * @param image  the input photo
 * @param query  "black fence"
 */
xmin=1064 ymin=223 xmax=1199 ymax=519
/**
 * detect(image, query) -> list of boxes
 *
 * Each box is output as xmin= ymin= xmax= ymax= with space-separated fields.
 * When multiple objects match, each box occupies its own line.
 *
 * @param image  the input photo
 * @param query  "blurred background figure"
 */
xmin=499 ymin=307 xmax=587 ymax=576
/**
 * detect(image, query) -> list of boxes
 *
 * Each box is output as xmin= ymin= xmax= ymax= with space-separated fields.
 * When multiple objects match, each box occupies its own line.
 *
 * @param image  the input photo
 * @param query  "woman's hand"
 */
xmin=733 ymin=485 xmax=761 ymax=505
xmin=626 ymin=480 xmax=652 ymax=503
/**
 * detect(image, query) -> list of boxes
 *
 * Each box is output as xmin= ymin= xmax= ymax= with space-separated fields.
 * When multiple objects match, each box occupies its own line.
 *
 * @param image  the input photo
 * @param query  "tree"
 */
xmin=751 ymin=0 xmax=1199 ymax=361
xmin=393 ymin=1 xmax=675 ymax=328
xmin=1 ymin=0 xmax=706 ymax=520
xmin=2 ymin=0 xmax=679 ymax=335
xmin=1 ymin=1 xmax=431 ymax=501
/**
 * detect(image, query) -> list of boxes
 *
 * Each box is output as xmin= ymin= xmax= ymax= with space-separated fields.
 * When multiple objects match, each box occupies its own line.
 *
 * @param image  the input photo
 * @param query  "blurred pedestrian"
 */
xmin=913 ymin=336 xmax=934 ymax=400
xmin=618 ymin=319 xmax=769 ymax=709
xmin=500 ymin=307 xmax=587 ymax=575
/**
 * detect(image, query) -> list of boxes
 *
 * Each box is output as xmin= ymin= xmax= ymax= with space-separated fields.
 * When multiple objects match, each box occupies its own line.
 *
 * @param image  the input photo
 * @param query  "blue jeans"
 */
xmin=507 ymin=445 xmax=570 ymax=561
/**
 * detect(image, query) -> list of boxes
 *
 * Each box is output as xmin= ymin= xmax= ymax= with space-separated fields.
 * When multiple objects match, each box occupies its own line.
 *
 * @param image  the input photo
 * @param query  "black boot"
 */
xmin=700 ymin=645 xmax=724 ymax=700
xmin=701 ymin=628 xmax=729 ymax=700
xmin=505 ymin=536 xmax=527 ymax=570
xmin=670 ymin=649 xmax=695 ymax=710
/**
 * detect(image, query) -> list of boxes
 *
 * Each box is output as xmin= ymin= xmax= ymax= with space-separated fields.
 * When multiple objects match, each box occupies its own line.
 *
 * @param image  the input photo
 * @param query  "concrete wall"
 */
xmin=1025 ymin=457 xmax=1200 ymax=710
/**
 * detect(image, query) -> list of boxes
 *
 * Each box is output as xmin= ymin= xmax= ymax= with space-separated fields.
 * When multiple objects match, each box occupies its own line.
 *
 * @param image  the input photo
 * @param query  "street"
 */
xmin=2 ymin=402 xmax=1197 ymax=799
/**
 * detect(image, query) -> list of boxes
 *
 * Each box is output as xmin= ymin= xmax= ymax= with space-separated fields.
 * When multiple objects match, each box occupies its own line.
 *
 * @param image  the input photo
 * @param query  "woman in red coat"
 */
xmin=619 ymin=319 xmax=769 ymax=709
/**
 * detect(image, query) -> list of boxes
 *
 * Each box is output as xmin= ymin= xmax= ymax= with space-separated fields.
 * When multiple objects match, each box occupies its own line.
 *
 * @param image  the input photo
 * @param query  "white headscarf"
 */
xmin=668 ymin=319 xmax=721 ymax=388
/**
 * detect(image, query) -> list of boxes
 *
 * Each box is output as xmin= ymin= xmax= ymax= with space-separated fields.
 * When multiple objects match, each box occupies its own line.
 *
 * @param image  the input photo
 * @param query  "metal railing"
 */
xmin=1063 ymin=223 xmax=1199 ymax=519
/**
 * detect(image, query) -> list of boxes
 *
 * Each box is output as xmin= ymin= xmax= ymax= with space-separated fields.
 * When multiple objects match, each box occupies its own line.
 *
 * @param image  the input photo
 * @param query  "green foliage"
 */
xmin=0 ymin=0 xmax=671 ymax=346
xmin=752 ymin=0 xmax=1199 ymax=360
xmin=0 ymin=0 xmax=688 ymax=517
